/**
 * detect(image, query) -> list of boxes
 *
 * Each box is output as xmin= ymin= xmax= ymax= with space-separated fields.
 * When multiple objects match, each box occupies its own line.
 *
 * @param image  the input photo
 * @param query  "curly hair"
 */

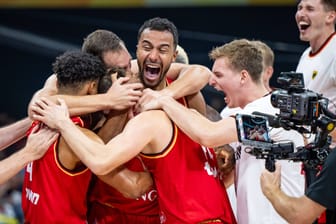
xmin=52 ymin=50 xmax=106 ymax=93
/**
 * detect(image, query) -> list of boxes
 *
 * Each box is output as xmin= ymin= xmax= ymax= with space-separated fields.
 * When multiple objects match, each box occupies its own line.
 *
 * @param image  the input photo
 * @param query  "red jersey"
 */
xmin=86 ymin=77 xmax=182 ymax=224
xmin=140 ymin=123 xmax=236 ymax=224
xmin=22 ymin=118 xmax=92 ymax=224
xmin=87 ymin=156 xmax=160 ymax=224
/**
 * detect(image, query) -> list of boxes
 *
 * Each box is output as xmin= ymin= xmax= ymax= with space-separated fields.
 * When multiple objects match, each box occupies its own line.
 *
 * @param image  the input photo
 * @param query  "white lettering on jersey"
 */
xmin=25 ymin=188 xmax=40 ymax=205
xmin=26 ymin=162 xmax=33 ymax=181
xmin=201 ymin=146 xmax=219 ymax=178
xmin=140 ymin=189 xmax=157 ymax=201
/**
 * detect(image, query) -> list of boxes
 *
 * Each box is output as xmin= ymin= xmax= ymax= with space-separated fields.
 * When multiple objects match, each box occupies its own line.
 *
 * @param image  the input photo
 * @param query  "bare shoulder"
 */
xmin=129 ymin=110 xmax=171 ymax=129
xmin=167 ymin=63 xmax=187 ymax=79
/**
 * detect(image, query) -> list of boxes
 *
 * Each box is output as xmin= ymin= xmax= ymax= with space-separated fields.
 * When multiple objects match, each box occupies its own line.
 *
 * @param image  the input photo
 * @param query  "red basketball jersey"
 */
xmin=87 ymin=156 xmax=160 ymax=224
xmin=140 ymin=123 xmax=237 ymax=224
xmin=22 ymin=118 xmax=92 ymax=224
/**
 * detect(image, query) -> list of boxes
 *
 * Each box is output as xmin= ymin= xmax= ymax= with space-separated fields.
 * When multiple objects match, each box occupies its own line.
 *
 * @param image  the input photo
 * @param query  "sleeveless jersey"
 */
xmin=87 ymin=77 xmax=186 ymax=224
xmin=87 ymin=156 xmax=160 ymax=224
xmin=296 ymin=32 xmax=336 ymax=113
xmin=22 ymin=117 xmax=92 ymax=224
xmin=140 ymin=123 xmax=236 ymax=224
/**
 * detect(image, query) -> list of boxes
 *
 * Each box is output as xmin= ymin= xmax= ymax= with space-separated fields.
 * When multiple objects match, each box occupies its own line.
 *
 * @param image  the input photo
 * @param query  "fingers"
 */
xmin=115 ymin=76 xmax=130 ymax=85
xmin=115 ymin=77 xmax=144 ymax=90
xmin=57 ymin=98 xmax=69 ymax=112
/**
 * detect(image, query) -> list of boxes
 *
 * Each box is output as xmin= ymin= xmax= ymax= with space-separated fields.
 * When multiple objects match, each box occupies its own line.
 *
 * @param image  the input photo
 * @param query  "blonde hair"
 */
xmin=209 ymin=39 xmax=263 ymax=83
xmin=175 ymin=45 xmax=189 ymax=64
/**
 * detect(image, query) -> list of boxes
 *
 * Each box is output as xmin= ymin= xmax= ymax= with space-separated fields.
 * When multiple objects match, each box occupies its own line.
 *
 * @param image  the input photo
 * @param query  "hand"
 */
xmin=260 ymin=162 xmax=282 ymax=199
xmin=134 ymin=88 xmax=166 ymax=113
xmin=25 ymin=124 xmax=59 ymax=160
xmin=106 ymin=77 xmax=143 ymax=110
xmin=28 ymin=74 xmax=58 ymax=119
xmin=215 ymin=144 xmax=235 ymax=176
xmin=31 ymin=97 xmax=70 ymax=130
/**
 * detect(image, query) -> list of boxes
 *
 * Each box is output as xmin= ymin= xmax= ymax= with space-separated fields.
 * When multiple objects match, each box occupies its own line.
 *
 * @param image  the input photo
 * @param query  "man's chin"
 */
xmin=143 ymin=80 xmax=158 ymax=89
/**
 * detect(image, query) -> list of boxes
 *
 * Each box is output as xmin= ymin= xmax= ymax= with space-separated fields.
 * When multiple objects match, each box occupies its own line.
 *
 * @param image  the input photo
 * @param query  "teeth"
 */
xmin=146 ymin=64 xmax=160 ymax=69
xmin=299 ymin=21 xmax=309 ymax=26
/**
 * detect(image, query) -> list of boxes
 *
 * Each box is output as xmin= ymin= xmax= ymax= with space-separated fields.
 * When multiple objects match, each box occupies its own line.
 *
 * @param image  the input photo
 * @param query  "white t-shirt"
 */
xmin=235 ymin=95 xmax=305 ymax=224
xmin=220 ymin=106 xmax=242 ymax=118
xmin=296 ymin=33 xmax=336 ymax=113
xmin=220 ymin=106 xmax=242 ymax=220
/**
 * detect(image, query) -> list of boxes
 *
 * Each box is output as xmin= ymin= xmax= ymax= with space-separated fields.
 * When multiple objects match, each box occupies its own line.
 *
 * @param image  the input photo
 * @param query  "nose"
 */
xmin=209 ymin=75 xmax=216 ymax=86
xmin=148 ymin=49 xmax=159 ymax=61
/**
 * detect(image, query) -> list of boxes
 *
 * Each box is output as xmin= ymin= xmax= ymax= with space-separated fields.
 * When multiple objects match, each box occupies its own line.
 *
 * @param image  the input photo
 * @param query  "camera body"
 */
xmin=234 ymin=72 xmax=336 ymax=172
xmin=270 ymin=72 xmax=325 ymax=125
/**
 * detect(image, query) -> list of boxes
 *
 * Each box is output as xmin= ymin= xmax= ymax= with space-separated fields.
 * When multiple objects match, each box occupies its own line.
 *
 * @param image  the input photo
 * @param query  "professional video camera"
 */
xmin=236 ymin=72 xmax=336 ymax=172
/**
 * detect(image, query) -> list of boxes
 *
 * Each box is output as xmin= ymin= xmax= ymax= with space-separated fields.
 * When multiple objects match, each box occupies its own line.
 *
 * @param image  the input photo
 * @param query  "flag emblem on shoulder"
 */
xmin=312 ymin=70 xmax=318 ymax=79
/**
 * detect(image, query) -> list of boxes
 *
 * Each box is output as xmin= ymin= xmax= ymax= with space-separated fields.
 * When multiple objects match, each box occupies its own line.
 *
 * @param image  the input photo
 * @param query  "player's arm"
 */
xmin=0 ymin=125 xmax=58 ymax=184
xmin=184 ymin=91 xmax=207 ymax=116
xmin=28 ymin=74 xmax=143 ymax=118
xmin=135 ymin=62 xmax=209 ymax=115
xmin=58 ymin=118 xmax=153 ymax=199
xmin=260 ymin=163 xmax=325 ymax=224
xmin=32 ymin=98 xmax=159 ymax=176
xmin=94 ymin=110 xmax=153 ymax=198
xmin=0 ymin=117 xmax=32 ymax=151
xmin=163 ymin=63 xmax=210 ymax=99
xmin=140 ymin=89 xmax=237 ymax=147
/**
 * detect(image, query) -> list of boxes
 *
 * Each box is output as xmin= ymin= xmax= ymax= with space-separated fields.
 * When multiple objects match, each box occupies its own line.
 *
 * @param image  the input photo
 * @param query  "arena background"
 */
xmin=0 ymin=0 xmax=306 ymax=119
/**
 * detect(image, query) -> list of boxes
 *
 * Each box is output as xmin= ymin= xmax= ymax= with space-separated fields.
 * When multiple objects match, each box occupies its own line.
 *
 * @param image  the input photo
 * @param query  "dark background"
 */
xmin=0 ymin=6 xmax=307 ymax=119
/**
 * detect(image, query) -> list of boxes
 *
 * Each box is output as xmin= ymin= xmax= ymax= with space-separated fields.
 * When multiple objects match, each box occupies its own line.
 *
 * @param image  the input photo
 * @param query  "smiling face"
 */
xmin=295 ymin=0 xmax=336 ymax=47
xmin=136 ymin=28 xmax=177 ymax=89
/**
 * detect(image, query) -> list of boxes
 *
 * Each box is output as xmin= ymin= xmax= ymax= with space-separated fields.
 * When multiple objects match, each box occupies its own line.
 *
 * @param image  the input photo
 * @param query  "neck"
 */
xmin=310 ymin=30 xmax=335 ymax=53
xmin=154 ymin=78 xmax=168 ymax=91
xmin=240 ymin=84 xmax=269 ymax=108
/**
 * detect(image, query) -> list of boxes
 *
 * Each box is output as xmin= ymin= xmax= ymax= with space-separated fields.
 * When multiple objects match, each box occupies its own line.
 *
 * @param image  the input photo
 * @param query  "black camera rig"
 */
xmin=240 ymin=72 xmax=336 ymax=172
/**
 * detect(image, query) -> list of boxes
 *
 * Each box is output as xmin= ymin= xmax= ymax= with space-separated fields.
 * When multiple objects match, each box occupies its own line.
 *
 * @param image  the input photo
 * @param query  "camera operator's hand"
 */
xmin=260 ymin=162 xmax=281 ymax=200
xmin=215 ymin=144 xmax=235 ymax=176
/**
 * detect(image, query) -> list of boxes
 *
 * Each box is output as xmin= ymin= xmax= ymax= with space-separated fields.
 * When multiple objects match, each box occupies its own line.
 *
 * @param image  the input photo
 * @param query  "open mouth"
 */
xmin=144 ymin=64 xmax=161 ymax=81
xmin=299 ymin=21 xmax=310 ymax=31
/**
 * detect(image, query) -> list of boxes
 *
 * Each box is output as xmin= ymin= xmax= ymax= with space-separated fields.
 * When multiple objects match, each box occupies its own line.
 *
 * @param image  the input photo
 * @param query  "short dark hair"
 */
xmin=53 ymin=50 xmax=106 ymax=92
xmin=137 ymin=17 xmax=179 ymax=49
xmin=82 ymin=29 xmax=124 ymax=61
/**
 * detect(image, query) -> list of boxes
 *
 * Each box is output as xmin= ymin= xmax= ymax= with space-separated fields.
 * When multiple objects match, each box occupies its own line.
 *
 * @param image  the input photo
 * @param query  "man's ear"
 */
xmin=88 ymin=80 xmax=98 ymax=95
xmin=326 ymin=10 xmax=336 ymax=25
xmin=240 ymin=70 xmax=249 ymax=84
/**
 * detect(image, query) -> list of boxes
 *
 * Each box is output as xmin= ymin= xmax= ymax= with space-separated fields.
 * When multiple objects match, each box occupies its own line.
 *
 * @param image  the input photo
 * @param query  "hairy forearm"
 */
xmin=0 ymin=117 xmax=31 ymax=150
